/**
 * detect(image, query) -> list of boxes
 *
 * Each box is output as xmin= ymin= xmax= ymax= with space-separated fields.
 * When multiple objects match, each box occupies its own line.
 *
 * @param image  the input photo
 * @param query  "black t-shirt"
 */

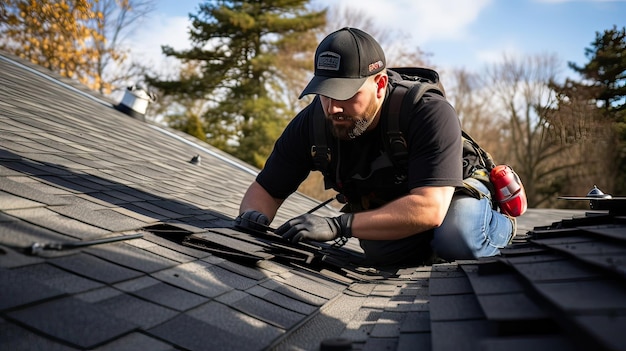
xmin=256 ymin=72 xmax=463 ymax=210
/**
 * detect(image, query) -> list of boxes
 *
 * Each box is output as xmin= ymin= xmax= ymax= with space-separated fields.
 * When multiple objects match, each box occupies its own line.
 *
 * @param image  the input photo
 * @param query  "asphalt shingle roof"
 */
xmin=1 ymin=51 xmax=625 ymax=351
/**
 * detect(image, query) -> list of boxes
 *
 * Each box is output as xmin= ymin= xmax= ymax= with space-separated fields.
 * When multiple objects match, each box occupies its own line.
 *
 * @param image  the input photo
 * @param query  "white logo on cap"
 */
xmin=317 ymin=51 xmax=340 ymax=71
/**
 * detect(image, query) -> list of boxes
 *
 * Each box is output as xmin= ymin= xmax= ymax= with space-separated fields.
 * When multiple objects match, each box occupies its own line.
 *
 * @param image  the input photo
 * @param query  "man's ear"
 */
xmin=375 ymin=74 xmax=388 ymax=97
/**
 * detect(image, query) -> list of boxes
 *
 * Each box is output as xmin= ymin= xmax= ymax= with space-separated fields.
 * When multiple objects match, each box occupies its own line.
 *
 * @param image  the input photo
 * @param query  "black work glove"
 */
xmin=276 ymin=213 xmax=353 ymax=244
xmin=235 ymin=210 xmax=270 ymax=232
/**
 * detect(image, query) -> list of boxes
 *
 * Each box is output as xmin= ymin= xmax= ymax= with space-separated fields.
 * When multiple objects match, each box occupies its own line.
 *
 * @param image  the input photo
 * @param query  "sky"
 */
xmin=128 ymin=0 xmax=625 ymax=81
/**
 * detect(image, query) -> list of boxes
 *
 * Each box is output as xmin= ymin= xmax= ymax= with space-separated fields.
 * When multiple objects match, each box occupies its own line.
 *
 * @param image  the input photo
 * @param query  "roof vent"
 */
xmin=114 ymin=85 xmax=156 ymax=121
xmin=587 ymin=185 xmax=612 ymax=198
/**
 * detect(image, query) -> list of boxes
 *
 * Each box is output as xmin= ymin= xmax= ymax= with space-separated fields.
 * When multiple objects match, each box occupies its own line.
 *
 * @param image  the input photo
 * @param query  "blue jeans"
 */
xmin=432 ymin=178 xmax=514 ymax=260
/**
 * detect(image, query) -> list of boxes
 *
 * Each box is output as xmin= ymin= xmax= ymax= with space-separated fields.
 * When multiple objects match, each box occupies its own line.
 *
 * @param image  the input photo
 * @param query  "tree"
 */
xmin=147 ymin=1 xmax=325 ymax=168
xmin=566 ymin=26 xmax=626 ymax=194
xmin=547 ymin=78 xmax=616 ymax=203
xmin=568 ymin=26 xmax=626 ymax=119
xmin=91 ymin=0 xmax=154 ymax=94
xmin=0 ymin=0 xmax=104 ymax=88
xmin=447 ymin=68 xmax=502 ymax=153
xmin=0 ymin=0 xmax=152 ymax=95
xmin=482 ymin=54 xmax=570 ymax=207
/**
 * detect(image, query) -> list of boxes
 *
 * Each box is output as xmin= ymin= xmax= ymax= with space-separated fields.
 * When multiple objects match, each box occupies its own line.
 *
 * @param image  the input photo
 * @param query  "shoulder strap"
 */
xmin=384 ymin=76 xmax=445 ymax=169
xmin=310 ymin=96 xmax=331 ymax=173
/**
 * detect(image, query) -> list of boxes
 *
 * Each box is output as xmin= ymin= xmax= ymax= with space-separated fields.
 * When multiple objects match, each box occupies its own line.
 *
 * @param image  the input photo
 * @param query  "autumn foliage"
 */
xmin=0 ymin=0 xmax=120 ymax=93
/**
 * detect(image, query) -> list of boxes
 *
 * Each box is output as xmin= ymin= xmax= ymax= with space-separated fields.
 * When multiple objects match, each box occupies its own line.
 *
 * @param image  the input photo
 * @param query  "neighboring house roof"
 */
xmin=1 ymin=51 xmax=624 ymax=351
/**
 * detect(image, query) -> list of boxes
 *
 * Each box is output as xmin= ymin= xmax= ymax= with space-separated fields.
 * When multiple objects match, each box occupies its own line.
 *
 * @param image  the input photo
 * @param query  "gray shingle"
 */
xmin=96 ymin=294 xmax=178 ymax=329
xmin=574 ymin=314 xmax=626 ymax=351
xmin=91 ymin=332 xmax=175 ymax=351
xmin=0 ymin=319 xmax=79 ymax=351
xmin=400 ymin=311 xmax=431 ymax=333
xmin=429 ymin=294 xmax=485 ymax=321
xmin=188 ymin=301 xmax=284 ymax=345
xmin=50 ymin=253 xmax=143 ymax=284
xmin=7 ymin=297 xmax=137 ymax=349
xmin=86 ymin=242 xmax=179 ymax=273
xmin=148 ymin=314 xmax=262 ymax=351
xmin=246 ymin=285 xmax=318 ymax=315
xmin=534 ymin=279 xmax=626 ymax=312
xmin=115 ymin=276 xmax=208 ymax=311
xmin=216 ymin=290 xmax=306 ymax=329
xmin=12 ymin=263 xmax=104 ymax=294
xmin=151 ymin=261 xmax=236 ymax=297
xmin=0 ymin=268 xmax=65 ymax=310
xmin=475 ymin=292 xmax=549 ymax=321
xmin=430 ymin=320 xmax=491 ymax=351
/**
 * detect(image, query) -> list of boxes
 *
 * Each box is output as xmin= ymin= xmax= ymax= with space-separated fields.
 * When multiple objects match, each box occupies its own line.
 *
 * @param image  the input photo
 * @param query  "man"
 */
xmin=237 ymin=27 xmax=515 ymax=267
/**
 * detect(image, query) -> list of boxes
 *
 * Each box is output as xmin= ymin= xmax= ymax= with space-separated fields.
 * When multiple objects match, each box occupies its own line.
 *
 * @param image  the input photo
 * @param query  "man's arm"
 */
xmin=349 ymin=185 xmax=454 ymax=240
xmin=277 ymin=185 xmax=454 ymax=244
xmin=239 ymin=181 xmax=284 ymax=222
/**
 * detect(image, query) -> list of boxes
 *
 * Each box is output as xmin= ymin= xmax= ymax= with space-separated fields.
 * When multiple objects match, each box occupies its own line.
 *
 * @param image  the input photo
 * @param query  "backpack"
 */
xmin=311 ymin=67 xmax=497 ymax=204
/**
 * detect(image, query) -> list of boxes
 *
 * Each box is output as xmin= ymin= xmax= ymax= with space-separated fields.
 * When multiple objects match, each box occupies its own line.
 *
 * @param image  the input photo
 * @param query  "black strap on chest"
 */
xmin=383 ymin=72 xmax=445 ymax=169
xmin=310 ymin=96 xmax=331 ymax=174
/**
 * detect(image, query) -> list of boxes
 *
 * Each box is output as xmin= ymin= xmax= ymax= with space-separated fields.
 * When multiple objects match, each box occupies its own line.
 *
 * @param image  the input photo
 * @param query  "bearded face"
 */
xmin=324 ymin=89 xmax=380 ymax=140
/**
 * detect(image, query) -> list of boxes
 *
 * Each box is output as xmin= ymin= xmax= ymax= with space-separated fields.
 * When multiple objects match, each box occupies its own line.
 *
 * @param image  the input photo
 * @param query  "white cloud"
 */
xmin=315 ymin=0 xmax=493 ymax=44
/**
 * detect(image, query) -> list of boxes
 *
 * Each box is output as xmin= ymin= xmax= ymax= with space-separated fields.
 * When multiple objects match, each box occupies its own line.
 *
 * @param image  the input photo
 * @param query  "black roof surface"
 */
xmin=1 ymin=51 xmax=625 ymax=351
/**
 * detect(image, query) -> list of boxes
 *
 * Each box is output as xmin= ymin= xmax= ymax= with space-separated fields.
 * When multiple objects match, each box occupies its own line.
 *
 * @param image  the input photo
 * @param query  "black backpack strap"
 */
xmin=384 ymin=82 xmax=411 ymax=168
xmin=310 ymin=96 xmax=331 ymax=173
xmin=383 ymin=79 xmax=445 ymax=169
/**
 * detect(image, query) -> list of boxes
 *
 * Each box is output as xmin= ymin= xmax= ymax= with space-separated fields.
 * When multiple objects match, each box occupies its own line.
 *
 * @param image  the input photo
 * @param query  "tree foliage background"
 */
xmin=146 ymin=0 xmax=326 ymax=167
xmin=450 ymin=26 xmax=625 ymax=207
xmin=0 ymin=1 xmax=623 ymax=208
xmin=0 ymin=0 xmax=153 ymax=94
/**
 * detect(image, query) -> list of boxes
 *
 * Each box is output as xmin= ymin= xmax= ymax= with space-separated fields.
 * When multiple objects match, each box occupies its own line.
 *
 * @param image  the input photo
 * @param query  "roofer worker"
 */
xmin=237 ymin=27 xmax=515 ymax=267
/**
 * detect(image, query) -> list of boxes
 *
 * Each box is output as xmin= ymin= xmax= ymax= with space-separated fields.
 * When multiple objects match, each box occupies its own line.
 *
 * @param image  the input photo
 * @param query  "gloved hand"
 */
xmin=276 ymin=213 xmax=353 ymax=243
xmin=235 ymin=210 xmax=270 ymax=232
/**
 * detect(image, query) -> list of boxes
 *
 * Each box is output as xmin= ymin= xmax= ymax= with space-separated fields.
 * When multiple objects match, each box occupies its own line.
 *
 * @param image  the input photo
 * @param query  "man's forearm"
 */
xmin=350 ymin=186 xmax=454 ymax=240
xmin=239 ymin=181 xmax=284 ymax=222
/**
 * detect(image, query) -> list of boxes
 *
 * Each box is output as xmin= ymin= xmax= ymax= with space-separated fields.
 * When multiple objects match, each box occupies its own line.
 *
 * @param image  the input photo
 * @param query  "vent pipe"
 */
xmin=115 ymin=85 xmax=156 ymax=121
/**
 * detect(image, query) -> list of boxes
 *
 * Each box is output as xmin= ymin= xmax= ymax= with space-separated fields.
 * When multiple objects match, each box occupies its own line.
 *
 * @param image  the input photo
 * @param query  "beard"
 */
xmin=327 ymin=94 xmax=380 ymax=140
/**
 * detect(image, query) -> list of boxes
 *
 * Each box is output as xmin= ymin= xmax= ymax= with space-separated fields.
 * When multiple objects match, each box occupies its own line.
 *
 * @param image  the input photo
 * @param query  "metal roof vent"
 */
xmin=114 ymin=85 xmax=156 ymax=121
xmin=587 ymin=184 xmax=612 ymax=198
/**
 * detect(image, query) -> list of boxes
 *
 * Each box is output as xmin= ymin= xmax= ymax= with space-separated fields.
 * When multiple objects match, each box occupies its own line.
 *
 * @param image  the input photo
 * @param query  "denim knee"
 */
xmin=433 ymin=182 xmax=506 ymax=260
xmin=433 ymin=195 xmax=487 ymax=260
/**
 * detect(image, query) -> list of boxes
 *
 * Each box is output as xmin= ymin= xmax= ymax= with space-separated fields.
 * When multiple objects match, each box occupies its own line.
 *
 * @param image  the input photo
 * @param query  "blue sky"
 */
xmin=130 ymin=0 xmax=625 ymax=80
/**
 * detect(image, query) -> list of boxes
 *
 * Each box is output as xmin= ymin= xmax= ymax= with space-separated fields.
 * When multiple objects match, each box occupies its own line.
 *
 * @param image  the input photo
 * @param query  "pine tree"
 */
xmin=568 ymin=26 xmax=626 ymax=120
xmin=567 ymin=26 xmax=626 ymax=194
xmin=146 ymin=0 xmax=325 ymax=167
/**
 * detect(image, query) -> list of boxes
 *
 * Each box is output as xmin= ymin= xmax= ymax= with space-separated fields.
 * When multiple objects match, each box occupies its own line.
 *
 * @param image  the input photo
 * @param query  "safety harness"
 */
xmin=311 ymin=67 xmax=498 ymax=208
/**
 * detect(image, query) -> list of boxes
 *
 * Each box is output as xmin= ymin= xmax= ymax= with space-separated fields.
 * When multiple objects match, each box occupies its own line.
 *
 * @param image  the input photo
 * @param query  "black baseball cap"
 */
xmin=299 ymin=27 xmax=386 ymax=100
